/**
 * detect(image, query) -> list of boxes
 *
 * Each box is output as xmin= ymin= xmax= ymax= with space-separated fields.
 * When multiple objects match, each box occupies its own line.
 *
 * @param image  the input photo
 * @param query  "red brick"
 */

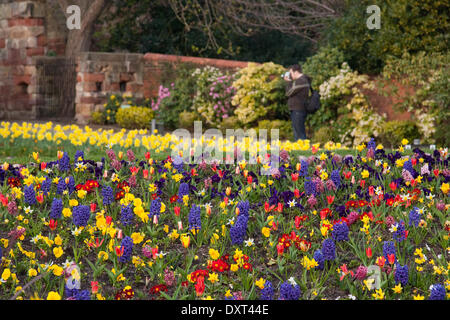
xmin=8 ymin=18 xmax=44 ymax=27
xmin=83 ymin=82 xmax=99 ymax=92
xmin=36 ymin=35 xmax=46 ymax=46
xmin=0 ymin=39 xmax=5 ymax=49
xmin=120 ymin=73 xmax=133 ymax=82
xmin=13 ymin=75 xmax=31 ymax=85
xmin=105 ymin=83 xmax=119 ymax=91
xmin=83 ymin=73 xmax=105 ymax=82
xmin=80 ymin=96 xmax=102 ymax=104
xmin=26 ymin=47 xmax=45 ymax=56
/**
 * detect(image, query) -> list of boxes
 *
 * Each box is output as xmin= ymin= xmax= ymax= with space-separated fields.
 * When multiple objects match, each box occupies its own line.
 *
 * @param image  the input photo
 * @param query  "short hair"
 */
xmin=289 ymin=64 xmax=302 ymax=73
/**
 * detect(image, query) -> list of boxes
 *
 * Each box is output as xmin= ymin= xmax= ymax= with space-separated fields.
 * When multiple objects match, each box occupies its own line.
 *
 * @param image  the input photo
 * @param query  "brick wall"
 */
xmin=74 ymin=52 xmax=251 ymax=124
xmin=0 ymin=0 xmax=66 ymax=120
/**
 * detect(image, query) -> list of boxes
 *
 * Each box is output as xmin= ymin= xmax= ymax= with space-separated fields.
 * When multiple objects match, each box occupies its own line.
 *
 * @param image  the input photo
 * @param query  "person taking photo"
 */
xmin=283 ymin=64 xmax=311 ymax=142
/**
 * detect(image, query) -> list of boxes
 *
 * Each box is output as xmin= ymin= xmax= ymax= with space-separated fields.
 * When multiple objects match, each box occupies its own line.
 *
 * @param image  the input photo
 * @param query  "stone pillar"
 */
xmin=0 ymin=0 xmax=47 ymax=120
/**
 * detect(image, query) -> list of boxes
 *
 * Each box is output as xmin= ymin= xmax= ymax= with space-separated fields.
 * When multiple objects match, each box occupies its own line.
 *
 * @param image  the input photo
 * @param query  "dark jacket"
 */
xmin=285 ymin=75 xmax=310 ymax=111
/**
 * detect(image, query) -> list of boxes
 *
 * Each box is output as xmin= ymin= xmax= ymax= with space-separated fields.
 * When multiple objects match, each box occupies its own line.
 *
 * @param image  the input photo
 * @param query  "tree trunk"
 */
xmin=57 ymin=0 xmax=109 ymax=57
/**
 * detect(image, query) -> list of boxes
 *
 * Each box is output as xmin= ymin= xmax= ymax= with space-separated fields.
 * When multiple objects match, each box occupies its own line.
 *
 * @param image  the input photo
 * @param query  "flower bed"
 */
xmin=0 ymin=127 xmax=449 ymax=300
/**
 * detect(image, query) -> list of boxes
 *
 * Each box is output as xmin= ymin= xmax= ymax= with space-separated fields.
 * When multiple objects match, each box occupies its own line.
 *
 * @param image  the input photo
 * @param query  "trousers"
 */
xmin=290 ymin=109 xmax=307 ymax=141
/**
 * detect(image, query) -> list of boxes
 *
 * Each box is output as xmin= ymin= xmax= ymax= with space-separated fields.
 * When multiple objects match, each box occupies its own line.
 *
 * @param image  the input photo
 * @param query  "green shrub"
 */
xmin=219 ymin=116 xmax=241 ymax=130
xmin=115 ymin=107 xmax=155 ymax=129
xmin=178 ymin=111 xmax=196 ymax=129
xmin=90 ymin=111 xmax=105 ymax=125
xmin=302 ymin=46 xmax=346 ymax=88
xmin=156 ymin=64 xmax=197 ymax=130
xmin=312 ymin=126 xmax=336 ymax=145
xmin=257 ymin=119 xmax=292 ymax=140
xmin=232 ymin=62 xmax=288 ymax=126
xmin=378 ymin=120 xmax=420 ymax=148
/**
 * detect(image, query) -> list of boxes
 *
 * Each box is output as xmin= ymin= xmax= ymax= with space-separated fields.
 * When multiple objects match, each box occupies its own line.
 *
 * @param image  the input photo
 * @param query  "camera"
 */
xmin=282 ymin=71 xmax=291 ymax=80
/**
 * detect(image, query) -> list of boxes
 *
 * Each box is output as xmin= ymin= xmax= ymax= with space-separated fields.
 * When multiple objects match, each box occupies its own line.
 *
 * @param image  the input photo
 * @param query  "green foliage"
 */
xmin=191 ymin=66 xmax=237 ymax=127
xmin=312 ymin=126 xmax=336 ymax=145
xmin=257 ymin=119 xmax=293 ymax=140
xmin=378 ymin=120 xmax=420 ymax=148
xmin=178 ymin=111 xmax=196 ymax=129
xmin=324 ymin=0 xmax=449 ymax=74
xmin=156 ymin=64 xmax=197 ymax=130
xmin=382 ymin=51 xmax=450 ymax=146
xmin=115 ymin=106 xmax=155 ymax=129
xmin=93 ymin=2 xmax=313 ymax=67
xmin=232 ymin=62 xmax=288 ymax=126
xmin=90 ymin=111 xmax=105 ymax=125
xmin=302 ymin=46 xmax=346 ymax=88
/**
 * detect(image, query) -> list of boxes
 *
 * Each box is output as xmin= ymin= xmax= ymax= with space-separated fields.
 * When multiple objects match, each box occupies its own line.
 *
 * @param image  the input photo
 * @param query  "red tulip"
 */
xmin=389 ymin=181 xmax=397 ymax=192
xmin=387 ymin=254 xmax=396 ymax=265
xmin=276 ymin=202 xmax=283 ymax=213
xmin=276 ymin=243 xmax=284 ymax=256
xmin=106 ymin=216 xmax=112 ymax=226
xmin=40 ymin=162 xmax=47 ymax=171
xmin=91 ymin=281 xmax=99 ymax=294
xmin=376 ymin=256 xmax=386 ymax=268
xmin=247 ymin=175 xmax=253 ymax=184
xmin=291 ymin=172 xmax=299 ymax=182
xmin=411 ymin=158 xmax=417 ymax=166
xmin=194 ymin=276 xmax=205 ymax=297
xmin=366 ymin=247 xmax=373 ymax=259
xmin=115 ymin=246 xmax=124 ymax=257
xmin=174 ymin=206 xmax=181 ymax=216
xmin=36 ymin=192 xmax=44 ymax=204
xmin=294 ymin=189 xmax=300 ymax=198
xmin=49 ymin=219 xmax=57 ymax=231
xmin=327 ymin=195 xmax=335 ymax=205
xmin=433 ymin=169 xmax=439 ymax=177
xmin=368 ymin=186 xmax=374 ymax=196
xmin=360 ymin=180 xmax=366 ymax=188
xmin=143 ymin=169 xmax=149 ymax=179
xmin=344 ymin=171 xmax=352 ymax=179
xmin=145 ymin=151 xmax=151 ymax=160
xmin=90 ymin=203 xmax=97 ymax=213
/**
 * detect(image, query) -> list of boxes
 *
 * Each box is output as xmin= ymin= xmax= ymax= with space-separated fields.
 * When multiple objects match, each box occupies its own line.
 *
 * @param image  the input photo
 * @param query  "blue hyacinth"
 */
xmin=429 ymin=284 xmax=446 ymax=300
xmin=279 ymin=282 xmax=301 ymax=300
xmin=41 ymin=177 xmax=52 ymax=196
xmin=394 ymin=263 xmax=409 ymax=286
xmin=72 ymin=205 xmax=90 ymax=227
xmin=119 ymin=236 xmax=133 ymax=263
xmin=229 ymin=201 xmax=250 ymax=245
xmin=322 ymin=238 xmax=336 ymax=261
xmin=260 ymin=280 xmax=274 ymax=300
xmin=120 ymin=204 xmax=134 ymax=226
xmin=188 ymin=204 xmax=202 ymax=233
xmin=368 ymin=138 xmax=376 ymax=151
xmin=332 ymin=222 xmax=349 ymax=242
xmin=409 ymin=207 xmax=422 ymax=227
xmin=313 ymin=249 xmax=325 ymax=270
xmin=24 ymin=184 xmax=36 ymax=205
xmin=383 ymin=241 xmax=397 ymax=264
xmin=330 ymin=169 xmax=341 ymax=189
xmin=58 ymin=152 xmax=71 ymax=172
xmin=49 ymin=198 xmax=63 ymax=219
xmin=173 ymin=155 xmax=184 ymax=173
xmin=304 ymin=177 xmax=316 ymax=196
xmin=299 ymin=160 xmax=308 ymax=176
xmin=101 ymin=186 xmax=114 ymax=206
xmin=178 ymin=182 xmax=189 ymax=202
xmin=149 ymin=198 xmax=162 ymax=217
xmin=393 ymin=220 xmax=407 ymax=242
